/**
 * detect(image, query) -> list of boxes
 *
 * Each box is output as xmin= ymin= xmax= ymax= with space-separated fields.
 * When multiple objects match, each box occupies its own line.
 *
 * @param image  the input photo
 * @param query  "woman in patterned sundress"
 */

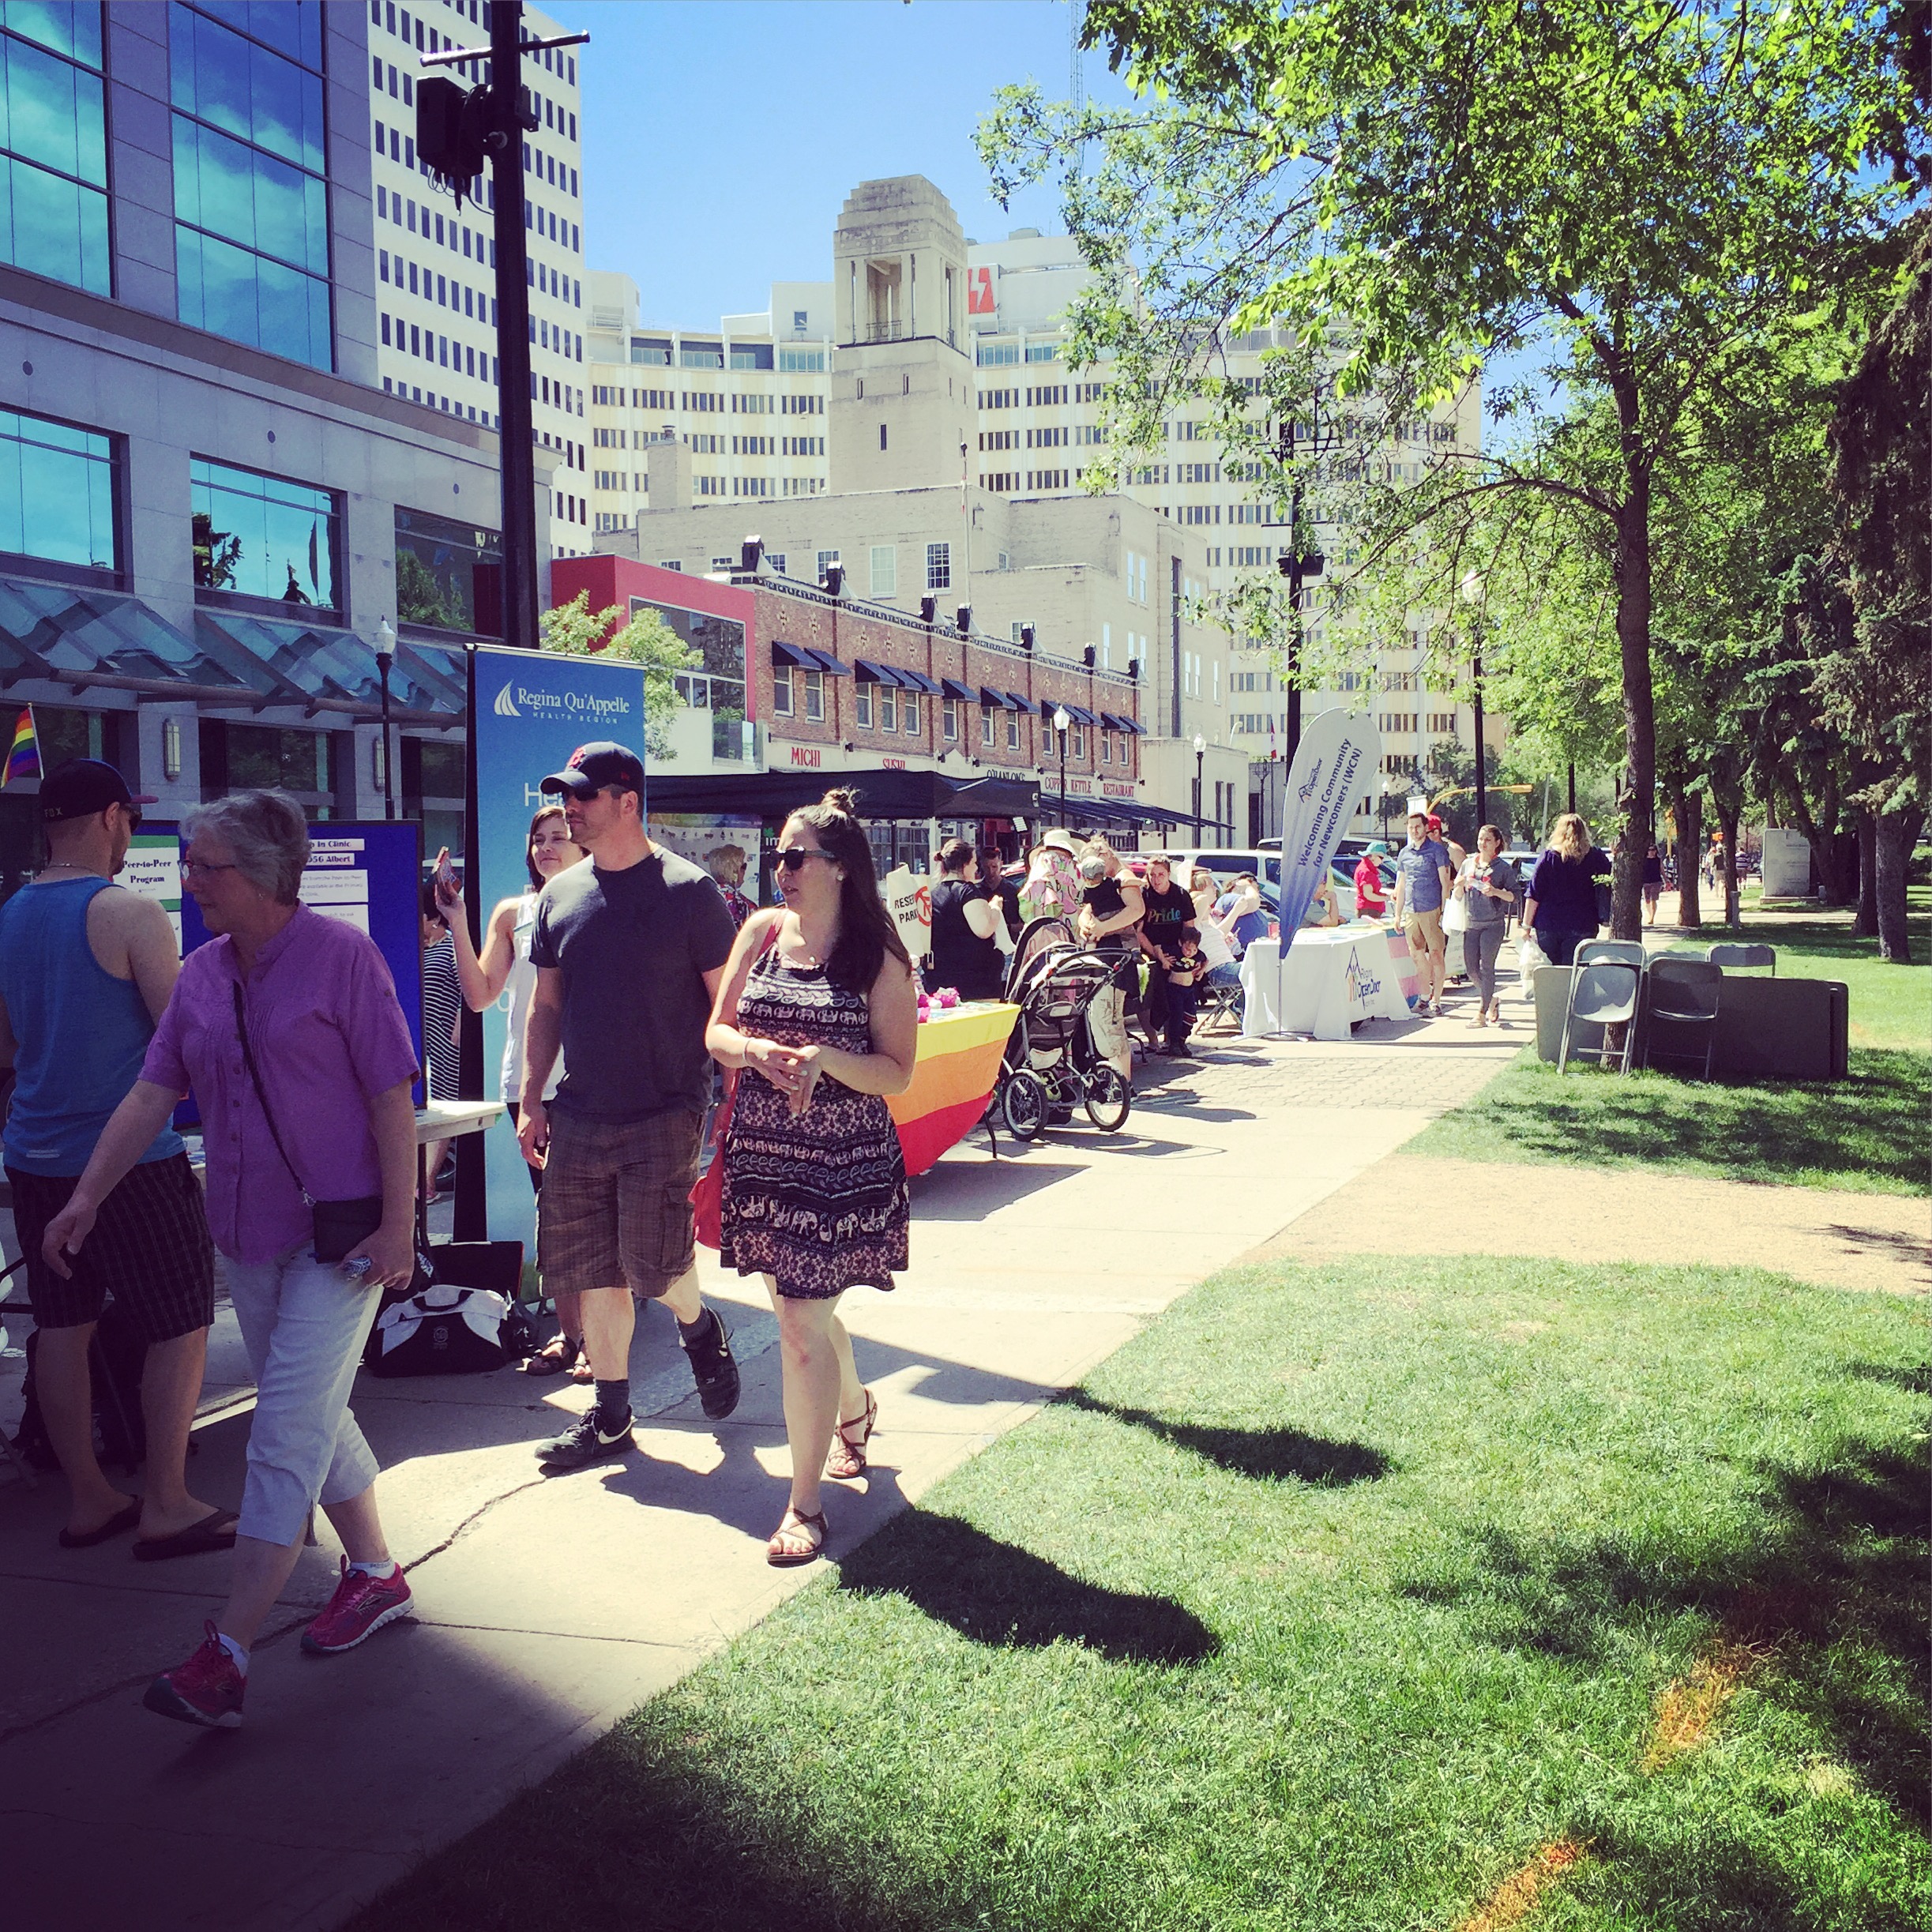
xmin=706 ymin=790 xmax=918 ymax=1567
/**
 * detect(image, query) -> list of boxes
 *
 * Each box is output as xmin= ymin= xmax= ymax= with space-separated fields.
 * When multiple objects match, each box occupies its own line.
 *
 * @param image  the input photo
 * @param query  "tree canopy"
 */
xmin=539 ymin=594 xmax=696 ymax=761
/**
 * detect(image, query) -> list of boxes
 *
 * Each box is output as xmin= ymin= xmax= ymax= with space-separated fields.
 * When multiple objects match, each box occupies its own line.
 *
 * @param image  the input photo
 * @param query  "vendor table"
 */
xmin=1239 ymin=925 xmax=1415 ymax=1039
xmin=886 ymin=1000 xmax=1021 ymax=1175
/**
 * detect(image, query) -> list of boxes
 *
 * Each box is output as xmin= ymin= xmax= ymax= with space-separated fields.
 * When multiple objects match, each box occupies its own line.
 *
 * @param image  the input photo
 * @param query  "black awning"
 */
xmin=941 ymin=677 xmax=977 ymax=702
xmin=1004 ymin=690 xmax=1033 ymax=712
xmin=643 ymin=766 xmax=1040 ymax=822
xmin=803 ymin=648 xmax=850 ymax=676
xmin=853 ymin=658 xmax=897 ymax=683
xmin=1066 ymin=704 xmax=1099 ymax=726
xmin=771 ymin=640 xmax=816 ymax=667
xmin=979 ymin=686 xmax=1020 ymax=710
xmin=896 ymin=667 xmax=943 ymax=695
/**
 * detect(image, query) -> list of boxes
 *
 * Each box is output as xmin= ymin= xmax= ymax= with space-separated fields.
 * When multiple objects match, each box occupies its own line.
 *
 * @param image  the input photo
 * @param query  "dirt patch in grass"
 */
xmin=1250 ymin=1152 xmax=1930 ymax=1295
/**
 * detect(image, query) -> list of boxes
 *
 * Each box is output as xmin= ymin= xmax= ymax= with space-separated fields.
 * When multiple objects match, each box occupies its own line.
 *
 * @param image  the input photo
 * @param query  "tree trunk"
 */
xmin=1611 ymin=484 xmax=1656 ymax=945
xmin=1672 ymin=785 xmax=1703 ymax=928
xmin=1717 ymin=799 xmax=1742 ymax=927
xmin=1853 ymin=809 xmax=1879 ymax=938
xmin=1874 ymin=806 xmax=1921 ymax=963
xmin=1803 ymin=825 xmax=1853 ymax=905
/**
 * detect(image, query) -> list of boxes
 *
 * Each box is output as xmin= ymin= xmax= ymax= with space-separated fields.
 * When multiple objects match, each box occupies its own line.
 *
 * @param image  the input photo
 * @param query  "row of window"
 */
xmin=0 ymin=397 xmax=515 ymax=637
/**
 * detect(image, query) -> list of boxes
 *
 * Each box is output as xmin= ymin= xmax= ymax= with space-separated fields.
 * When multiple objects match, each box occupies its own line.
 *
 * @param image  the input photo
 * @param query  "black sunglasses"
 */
xmin=774 ymin=846 xmax=833 ymax=873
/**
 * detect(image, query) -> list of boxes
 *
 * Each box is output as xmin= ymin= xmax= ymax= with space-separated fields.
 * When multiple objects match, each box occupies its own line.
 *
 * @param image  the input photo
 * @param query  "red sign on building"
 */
xmin=968 ymin=267 xmax=997 ymax=316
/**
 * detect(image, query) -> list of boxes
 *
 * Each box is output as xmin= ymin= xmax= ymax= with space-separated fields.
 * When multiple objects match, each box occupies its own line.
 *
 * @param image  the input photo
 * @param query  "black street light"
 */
xmin=374 ymin=617 xmax=397 ymax=820
xmin=1193 ymin=732 xmax=1206 ymax=840
xmin=418 ymin=3 xmax=591 ymax=652
xmin=1054 ymin=705 xmax=1071 ymax=829
xmin=1275 ymin=392 xmax=1332 ymax=770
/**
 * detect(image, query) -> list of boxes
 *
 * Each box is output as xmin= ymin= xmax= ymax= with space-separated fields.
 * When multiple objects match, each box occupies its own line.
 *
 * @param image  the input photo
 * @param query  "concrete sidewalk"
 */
xmin=0 ymin=1017 xmax=1517 ymax=1932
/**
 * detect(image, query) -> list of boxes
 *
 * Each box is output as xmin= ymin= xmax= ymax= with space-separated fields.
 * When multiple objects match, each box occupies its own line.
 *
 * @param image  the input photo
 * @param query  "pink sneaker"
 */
xmin=301 ymin=1556 xmax=414 ymax=1656
xmin=144 ymin=1621 xmax=246 ymax=1728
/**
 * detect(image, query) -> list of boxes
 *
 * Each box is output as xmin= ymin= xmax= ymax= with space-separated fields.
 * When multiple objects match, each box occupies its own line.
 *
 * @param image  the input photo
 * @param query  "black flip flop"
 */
xmin=132 ymin=1509 xmax=239 ymax=1563
xmin=58 ymin=1497 xmax=142 ymax=1549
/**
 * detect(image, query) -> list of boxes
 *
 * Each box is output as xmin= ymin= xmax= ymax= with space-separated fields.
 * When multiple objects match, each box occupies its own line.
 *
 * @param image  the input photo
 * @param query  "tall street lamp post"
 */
xmin=374 ymin=617 xmax=397 ymax=821
xmin=1459 ymin=570 xmax=1488 ymax=831
xmin=1275 ymin=393 xmax=1332 ymax=769
xmin=1054 ymin=705 xmax=1070 ymax=829
xmin=1193 ymin=732 xmax=1206 ymax=841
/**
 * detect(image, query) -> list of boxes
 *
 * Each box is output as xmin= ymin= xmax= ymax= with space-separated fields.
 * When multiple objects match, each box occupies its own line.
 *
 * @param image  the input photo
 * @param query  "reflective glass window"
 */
xmin=395 ymin=506 xmax=502 ymax=635
xmin=190 ymin=457 xmax=339 ymax=611
xmin=0 ymin=2 xmax=108 ymax=294
xmin=0 ymin=405 xmax=116 ymax=571
xmin=171 ymin=2 xmax=330 ymax=369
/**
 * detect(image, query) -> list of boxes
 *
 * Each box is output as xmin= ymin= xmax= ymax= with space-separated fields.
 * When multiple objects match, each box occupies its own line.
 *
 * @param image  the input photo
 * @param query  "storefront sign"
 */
xmin=469 ymin=643 xmax=648 ymax=1246
xmin=789 ymin=745 xmax=822 ymax=768
xmin=1103 ymin=782 xmax=1136 ymax=799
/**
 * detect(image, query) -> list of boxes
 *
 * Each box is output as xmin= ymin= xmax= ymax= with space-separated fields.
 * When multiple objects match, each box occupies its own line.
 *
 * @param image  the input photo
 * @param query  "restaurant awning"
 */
xmin=940 ymin=677 xmax=978 ymax=703
xmin=979 ymin=686 xmax=1022 ymax=710
xmin=642 ymin=766 xmax=1041 ymax=822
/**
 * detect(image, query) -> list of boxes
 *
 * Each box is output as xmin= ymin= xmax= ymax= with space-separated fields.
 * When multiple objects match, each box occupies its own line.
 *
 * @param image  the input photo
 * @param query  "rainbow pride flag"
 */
xmin=2 ymin=706 xmax=38 ymax=787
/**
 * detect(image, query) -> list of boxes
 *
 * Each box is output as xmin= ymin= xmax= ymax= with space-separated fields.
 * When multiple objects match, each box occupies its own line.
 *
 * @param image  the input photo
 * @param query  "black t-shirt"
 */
xmin=529 ymin=846 xmax=736 ymax=1122
xmin=930 ymin=877 xmax=1003 ymax=1001
xmin=1140 ymin=881 xmax=1195 ymax=960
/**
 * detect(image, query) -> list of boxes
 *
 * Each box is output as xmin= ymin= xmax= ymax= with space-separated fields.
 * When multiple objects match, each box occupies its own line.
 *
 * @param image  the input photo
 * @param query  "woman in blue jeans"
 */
xmin=1524 ymin=813 xmax=1611 ymax=966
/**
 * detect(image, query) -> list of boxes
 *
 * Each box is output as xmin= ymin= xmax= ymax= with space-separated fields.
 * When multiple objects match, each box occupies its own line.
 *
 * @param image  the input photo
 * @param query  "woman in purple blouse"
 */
xmin=43 ymin=791 xmax=422 ymax=1729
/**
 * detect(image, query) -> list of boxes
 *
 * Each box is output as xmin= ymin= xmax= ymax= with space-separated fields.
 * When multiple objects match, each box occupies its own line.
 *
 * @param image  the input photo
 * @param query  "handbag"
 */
xmin=232 ymin=983 xmax=384 ymax=1265
xmin=689 ymin=922 xmax=780 ymax=1249
xmin=365 ymin=1285 xmax=517 ymax=1377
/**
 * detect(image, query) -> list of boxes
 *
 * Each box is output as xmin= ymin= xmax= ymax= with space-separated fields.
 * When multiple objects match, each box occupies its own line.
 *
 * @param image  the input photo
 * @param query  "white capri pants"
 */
xmin=224 ymin=1240 xmax=385 ymax=1546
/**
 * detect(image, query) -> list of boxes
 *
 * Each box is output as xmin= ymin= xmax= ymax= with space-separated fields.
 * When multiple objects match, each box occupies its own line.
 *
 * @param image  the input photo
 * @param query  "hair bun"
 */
xmin=821 ymin=787 xmax=863 ymax=818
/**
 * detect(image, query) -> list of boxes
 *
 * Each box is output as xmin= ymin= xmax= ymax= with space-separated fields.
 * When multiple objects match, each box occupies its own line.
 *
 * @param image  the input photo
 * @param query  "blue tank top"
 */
xmin=0 ymin=877 xmax=183 ymax=1175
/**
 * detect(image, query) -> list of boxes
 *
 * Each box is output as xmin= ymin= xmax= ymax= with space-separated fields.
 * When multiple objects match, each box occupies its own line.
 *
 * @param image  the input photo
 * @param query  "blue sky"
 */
xmin=553 ymin=0 xmax=1133 ymax=326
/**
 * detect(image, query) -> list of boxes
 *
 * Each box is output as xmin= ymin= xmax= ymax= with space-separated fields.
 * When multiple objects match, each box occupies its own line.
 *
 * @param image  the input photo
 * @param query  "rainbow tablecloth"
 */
xmin=886 ymin=1000 xmax=1020 ymax=1176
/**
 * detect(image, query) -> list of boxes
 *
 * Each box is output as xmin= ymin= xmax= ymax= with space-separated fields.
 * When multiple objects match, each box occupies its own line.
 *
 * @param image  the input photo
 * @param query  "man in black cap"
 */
xmin=517 ymin=742 xmax=742 ymax=1468
xmin=0 ymin=761 xmax=229 ymax=1554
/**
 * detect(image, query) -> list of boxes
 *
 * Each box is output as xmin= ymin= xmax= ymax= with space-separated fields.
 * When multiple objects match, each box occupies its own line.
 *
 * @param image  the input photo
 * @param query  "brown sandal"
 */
xmin=766 ymin=1505 xmax=828 ymax=1567
xmin=825 ymin=1388 xmax=878 ymax=1480
xmin=521 ymin=1332 xmax=582 ymax=1378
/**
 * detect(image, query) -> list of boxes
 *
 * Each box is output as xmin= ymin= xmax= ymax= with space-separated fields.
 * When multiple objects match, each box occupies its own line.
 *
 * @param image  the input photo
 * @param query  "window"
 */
xmin=772 ymin=662 xmax=793 ymax=716
xmin=0 ymin=408 xmax=118 ymax=574
xmin=0 ymin=6 xmax=110 ymax=295
xmin=1379 ymin=712 xmax=1418 ymax=734
xmin=854 ymin=682 xmax=872 ymax=729
xmin=1005 ymin=709 xmax=1019 ymax=750
xmin=1426 ymin=712 xmax=1458 ymax=735
xmin=394 ymin=507 xmax=502 ymax=634
xmin=878 ymin=684 xmax=896 ymax=732
xmin=868 ymin=544 xmax=895 ymax=597
xmin=926 ymin=542 xmax=950 ymax=591
xmin=903 ymin=692 xmax=919 ymax=735
xmin=816 ymin=548 xmax=840 ymax=583
xmin=190 ymin=457 xmax=338 ymax=611
xmin=802 ymin=668 xmax=824 ymax=722
xmin=171 ymin=3 xmax=332 ymax=368
xmin=976 ymin=342 xmax=1019 ymax=366
xmin=777 ymin=347 xmax=824 ymax=371
xmin=980 ymin=705 xmax=994 ymax=746
xmin=942 ymin=698 xmax=958 ymax=742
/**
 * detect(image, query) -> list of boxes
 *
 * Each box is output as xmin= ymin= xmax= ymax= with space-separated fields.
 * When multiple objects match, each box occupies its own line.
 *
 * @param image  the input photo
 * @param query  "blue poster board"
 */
xmin=162 ymin=821 xmax=426 ymax=1123
xmin=466 ymin=644 xmax=649 ymax=1250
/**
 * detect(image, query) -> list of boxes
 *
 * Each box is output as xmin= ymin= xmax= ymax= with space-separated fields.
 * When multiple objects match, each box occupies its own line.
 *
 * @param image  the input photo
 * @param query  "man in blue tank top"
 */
xmin=0 ymin=761 xmax=227 ymax=1557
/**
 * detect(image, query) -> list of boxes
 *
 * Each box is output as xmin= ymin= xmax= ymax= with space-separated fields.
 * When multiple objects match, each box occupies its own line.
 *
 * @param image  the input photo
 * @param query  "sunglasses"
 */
xmin=774 ymin=847 xmax=833 ymax=873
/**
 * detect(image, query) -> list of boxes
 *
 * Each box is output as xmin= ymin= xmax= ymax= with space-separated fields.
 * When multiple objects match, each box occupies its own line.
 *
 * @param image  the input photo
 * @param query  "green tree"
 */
xmin=982 ymin=0 xmax=1923 ymax=938
xmin=539 ymin=594 xmax=697 ymax=763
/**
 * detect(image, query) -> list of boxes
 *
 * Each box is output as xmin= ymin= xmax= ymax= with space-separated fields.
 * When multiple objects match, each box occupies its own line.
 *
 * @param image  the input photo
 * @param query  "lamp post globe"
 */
xmin=1053 ymin=706 xmax=1071 ymax=830
xmin=373 ymin=617 xmax=397 ymax=822
xmin=1193 ymin=733 xmax=1206 ymax=842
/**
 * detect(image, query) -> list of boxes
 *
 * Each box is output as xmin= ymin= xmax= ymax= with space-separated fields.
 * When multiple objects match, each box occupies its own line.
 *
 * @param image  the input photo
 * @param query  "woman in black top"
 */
xmin=927 ymin=840 xmax=1005 ymax=1001
xmin=1524 ymin=814 xmax=1612 ymax=966
xmin=1137 ymin=855 xmax=1200 ymax=1055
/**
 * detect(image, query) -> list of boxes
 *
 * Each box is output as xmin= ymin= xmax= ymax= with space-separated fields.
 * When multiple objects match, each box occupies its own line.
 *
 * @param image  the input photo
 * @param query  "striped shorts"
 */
xmin=9 ymin=1151 xmax=216 ymax=1342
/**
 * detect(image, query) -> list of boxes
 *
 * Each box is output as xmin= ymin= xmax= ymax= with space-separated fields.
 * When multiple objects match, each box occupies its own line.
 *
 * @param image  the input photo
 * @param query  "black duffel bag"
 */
xmin=363 ymin=1240 xmax=532 ymax=1378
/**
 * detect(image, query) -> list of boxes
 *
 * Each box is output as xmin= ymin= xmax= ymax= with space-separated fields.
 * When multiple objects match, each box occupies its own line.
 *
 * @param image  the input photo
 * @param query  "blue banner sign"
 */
xmin=467 ymin=643 xmax=650 ymax=1248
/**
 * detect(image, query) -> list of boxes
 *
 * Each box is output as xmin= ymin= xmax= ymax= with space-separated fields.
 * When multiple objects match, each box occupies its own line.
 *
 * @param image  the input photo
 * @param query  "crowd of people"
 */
xmin=0 ymin=747 xmax=1629 ymax=1730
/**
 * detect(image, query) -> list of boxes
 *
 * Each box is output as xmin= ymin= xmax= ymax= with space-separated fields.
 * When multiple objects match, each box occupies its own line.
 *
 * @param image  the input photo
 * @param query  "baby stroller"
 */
xmin=990 ymin=916 xmax=1133 ymax=1138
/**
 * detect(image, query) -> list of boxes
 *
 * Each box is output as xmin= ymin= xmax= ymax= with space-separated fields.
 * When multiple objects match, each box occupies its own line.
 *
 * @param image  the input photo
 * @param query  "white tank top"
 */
xmin=498 ymin=893 xmax=562 ymax=1103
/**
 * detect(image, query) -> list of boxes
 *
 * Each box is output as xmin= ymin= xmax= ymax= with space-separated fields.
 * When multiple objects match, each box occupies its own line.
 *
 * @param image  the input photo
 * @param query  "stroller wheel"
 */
xmin=1084 ymin=1065 xmax=1131 ymax=1133
xmin=1001 ymin=1069 xmax=1051 ymax=1141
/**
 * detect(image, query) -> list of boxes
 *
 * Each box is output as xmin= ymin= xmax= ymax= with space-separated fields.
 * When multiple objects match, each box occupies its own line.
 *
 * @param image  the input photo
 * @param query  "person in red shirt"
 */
xmin=1353 ymin=843 xmax=1390 ymax=920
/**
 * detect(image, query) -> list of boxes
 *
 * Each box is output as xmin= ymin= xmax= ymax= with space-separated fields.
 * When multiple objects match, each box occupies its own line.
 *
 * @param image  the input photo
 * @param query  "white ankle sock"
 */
xmin=348 ymin=1557 xmax=397 ymax=1581
xmin=216 ymin=1632 xmax=250 ymax=1675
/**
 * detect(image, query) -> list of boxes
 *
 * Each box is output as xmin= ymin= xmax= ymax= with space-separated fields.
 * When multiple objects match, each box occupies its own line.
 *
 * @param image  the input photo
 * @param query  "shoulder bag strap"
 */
xmin=713 ymin=918 xmax=784 ymax=1126
xmin=231 ymin=979 xmax=314 ymax=1205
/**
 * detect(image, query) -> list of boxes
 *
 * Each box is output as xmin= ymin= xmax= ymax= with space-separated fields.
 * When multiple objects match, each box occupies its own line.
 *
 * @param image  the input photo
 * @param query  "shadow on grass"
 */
xmin=836 ymin=1510 xmax=1220 ymax=1665
xmin=1401 ymin=1439 xmax=1930 ymax=1827
xmin=1426 ymin=1048 xmax=1929 ymax=1191
xmin=1062 ymin=1389 xmax=1391 ymax=1486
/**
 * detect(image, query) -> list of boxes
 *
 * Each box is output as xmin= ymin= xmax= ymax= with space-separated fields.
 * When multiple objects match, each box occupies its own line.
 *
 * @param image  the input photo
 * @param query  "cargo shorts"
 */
xmin=536 ymin=1107 xmax=702 ymax=1299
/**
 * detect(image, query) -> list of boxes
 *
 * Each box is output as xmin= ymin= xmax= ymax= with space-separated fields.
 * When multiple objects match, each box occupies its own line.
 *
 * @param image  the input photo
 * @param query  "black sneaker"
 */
xmin=535 ymin=1410 xmax=634 ymax=1470
xmin=682 ymin=1309 xmax=741 ymax=1420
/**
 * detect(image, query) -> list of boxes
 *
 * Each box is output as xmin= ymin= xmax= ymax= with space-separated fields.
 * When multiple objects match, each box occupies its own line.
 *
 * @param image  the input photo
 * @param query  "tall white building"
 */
xmin=366 ymin=0 xmax=592 ymax=552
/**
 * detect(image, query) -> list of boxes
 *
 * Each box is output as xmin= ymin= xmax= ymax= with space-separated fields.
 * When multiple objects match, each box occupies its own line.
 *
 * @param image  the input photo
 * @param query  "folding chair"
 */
xmin=1193 ymin=971 xmax=1245 ymax=1036
xmin=1708 ymin=942 xmax=1776 ymax=975
xmin=1642 ymin=955 xmax=1723 ymax=1079
xmin=1558 ymin=940 xmax=1644 ymax=1075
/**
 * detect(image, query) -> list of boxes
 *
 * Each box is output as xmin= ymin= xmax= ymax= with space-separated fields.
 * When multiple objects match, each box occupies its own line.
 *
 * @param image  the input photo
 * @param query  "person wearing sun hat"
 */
xmin=1353 ymin=841 xmax=1392 ymax=921
xmin=1021 ymin=825 xmax=1083 ymax=927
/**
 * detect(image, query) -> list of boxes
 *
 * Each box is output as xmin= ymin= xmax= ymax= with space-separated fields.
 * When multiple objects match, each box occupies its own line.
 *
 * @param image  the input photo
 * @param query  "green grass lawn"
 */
xmin=354 ymin=1256 xmax=1930 ymax=1932
xmin=1407 ymin=1047 xmax=1930 ymax=1195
